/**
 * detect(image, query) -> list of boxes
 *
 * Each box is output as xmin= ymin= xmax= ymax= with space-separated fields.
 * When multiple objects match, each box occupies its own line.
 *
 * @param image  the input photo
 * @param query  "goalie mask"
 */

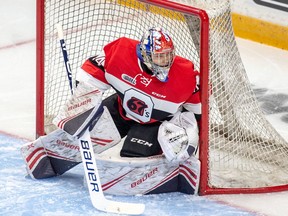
xmin=137 ymin=27 xmax=175 ymax=82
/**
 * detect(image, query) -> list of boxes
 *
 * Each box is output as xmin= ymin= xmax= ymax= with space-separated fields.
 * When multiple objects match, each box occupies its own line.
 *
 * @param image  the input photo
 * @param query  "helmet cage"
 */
xmin=140 ymin=28 xmax=175 ymax=82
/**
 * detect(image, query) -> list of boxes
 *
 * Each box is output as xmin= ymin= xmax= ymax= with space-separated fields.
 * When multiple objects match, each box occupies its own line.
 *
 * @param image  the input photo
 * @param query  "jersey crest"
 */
xmin=123 ymin=89 xmax=154 ymax=123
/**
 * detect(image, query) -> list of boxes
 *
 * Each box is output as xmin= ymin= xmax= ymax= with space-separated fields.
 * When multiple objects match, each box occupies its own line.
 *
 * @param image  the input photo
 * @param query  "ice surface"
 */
xmin=0 ymin=135 xmax=255 ymax=216
xmin=1 ymin=0 xmax=288 ymax=215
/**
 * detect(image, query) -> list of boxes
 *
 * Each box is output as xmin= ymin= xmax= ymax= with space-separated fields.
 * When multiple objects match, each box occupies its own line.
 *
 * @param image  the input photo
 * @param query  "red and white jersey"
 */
xmin=80 ymin=37 xmax=201 ymax=124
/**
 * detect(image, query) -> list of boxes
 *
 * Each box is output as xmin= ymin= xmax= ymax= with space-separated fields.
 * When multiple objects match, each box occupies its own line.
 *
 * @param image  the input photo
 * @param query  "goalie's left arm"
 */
xmin=157 ymin=111 xmax=199 ymax=162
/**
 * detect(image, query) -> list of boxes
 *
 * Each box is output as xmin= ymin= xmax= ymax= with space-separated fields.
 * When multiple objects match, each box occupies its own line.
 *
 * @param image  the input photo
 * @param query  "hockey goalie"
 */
xmin=21 ymin=27 xmax=201 ymax=195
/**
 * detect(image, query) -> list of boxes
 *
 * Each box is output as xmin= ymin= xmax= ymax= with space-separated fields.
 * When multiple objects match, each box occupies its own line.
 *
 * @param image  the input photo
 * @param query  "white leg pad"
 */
xmin=95 ymin=144 xmax=200 ymax=195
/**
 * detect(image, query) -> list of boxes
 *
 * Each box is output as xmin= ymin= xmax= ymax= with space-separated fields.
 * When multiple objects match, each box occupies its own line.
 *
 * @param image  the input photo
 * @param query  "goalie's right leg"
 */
xmin=21 ymin=139 xmax=55 ymax=179
xmin=21 ymin=129 xmax=80 ymax=179
xmin=21 ymin=138 xmax=55 ymax=179
xmin=21 ymin=106 xmax=121 ymax=179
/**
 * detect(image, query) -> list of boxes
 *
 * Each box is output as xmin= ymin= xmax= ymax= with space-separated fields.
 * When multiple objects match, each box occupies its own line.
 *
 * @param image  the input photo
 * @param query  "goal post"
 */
xmin=36 ymin=0 xmax=288 ymax=195
xmin=36 ymin=0 xmax=45 ymax=137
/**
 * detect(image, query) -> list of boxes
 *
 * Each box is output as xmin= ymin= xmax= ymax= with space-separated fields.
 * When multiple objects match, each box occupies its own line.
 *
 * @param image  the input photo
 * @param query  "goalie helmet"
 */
xmin=137 ymin=27 xmax=175 ymax=82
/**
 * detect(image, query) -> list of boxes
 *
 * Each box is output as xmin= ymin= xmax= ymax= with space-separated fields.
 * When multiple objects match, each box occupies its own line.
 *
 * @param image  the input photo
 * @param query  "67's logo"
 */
xmin=123 ymin=89 xmax=154 ymax=123
xmin=127 ymin=97 xmax=148 ymax=116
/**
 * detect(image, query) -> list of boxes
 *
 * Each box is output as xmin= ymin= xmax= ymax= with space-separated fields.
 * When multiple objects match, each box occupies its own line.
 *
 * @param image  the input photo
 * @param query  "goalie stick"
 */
xmin=56 ymin=23 xmax=74 ymax=95
xmin=79 ymin=129 xmax=145 ymax=215
xmin=56 ymin=23 xmax=145 ymax=215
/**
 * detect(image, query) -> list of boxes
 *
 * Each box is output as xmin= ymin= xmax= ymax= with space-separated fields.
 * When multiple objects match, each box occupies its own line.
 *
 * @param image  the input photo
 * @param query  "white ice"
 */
xmin=1 ymin=0 xmax=288 ymax=215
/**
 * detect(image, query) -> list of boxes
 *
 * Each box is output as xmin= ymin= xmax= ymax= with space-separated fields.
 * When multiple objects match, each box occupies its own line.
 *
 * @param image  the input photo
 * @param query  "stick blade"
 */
xmin=95 ymin=199 xmax=145 ymax=215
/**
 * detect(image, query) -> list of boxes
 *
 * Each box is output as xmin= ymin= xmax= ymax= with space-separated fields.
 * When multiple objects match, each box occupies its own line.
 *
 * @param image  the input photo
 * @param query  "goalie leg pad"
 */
xmin=96 ymin=156 xmax=178 ymax=195
xmin=178 ymin=156 xmax=201 ymax=194
xmin=89 ymin=106 xmax=121 ymax=154
xmin=95 ymin=150 xmax=201 ymax=195
xmin=21 ymin=129 xmax=81 ymax=179
xmin=21 ymin=107 xmax=121 ymax=179
xmin=21 ymin=137 xmax=56 ymax=179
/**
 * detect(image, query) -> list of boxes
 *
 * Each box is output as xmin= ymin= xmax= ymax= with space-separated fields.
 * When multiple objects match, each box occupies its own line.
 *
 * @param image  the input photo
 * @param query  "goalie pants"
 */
xmin=103 ymin=93 xmax=163 ymax=157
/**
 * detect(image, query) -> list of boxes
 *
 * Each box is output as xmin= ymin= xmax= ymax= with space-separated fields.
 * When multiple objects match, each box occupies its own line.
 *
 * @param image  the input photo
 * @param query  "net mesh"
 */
xmin=40 ymin=0 xmax=288 ymax=192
